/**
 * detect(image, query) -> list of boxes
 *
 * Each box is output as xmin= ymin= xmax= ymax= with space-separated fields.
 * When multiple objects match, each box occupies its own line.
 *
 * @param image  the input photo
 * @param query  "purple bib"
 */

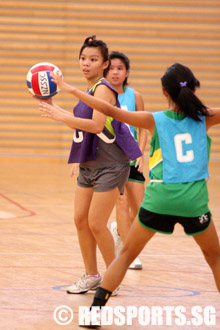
xmin=68 ymin=79 xmax=141 ymax=163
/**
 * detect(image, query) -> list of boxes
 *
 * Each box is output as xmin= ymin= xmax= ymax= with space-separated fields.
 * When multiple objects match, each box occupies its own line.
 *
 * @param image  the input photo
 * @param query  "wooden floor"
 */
xmin=0 ymin=156 xmax=219 ymax=330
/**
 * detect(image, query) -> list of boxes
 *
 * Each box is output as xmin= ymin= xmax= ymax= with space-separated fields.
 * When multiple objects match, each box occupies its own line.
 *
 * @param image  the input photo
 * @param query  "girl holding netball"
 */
xmin=38 ymin=35 xmax=141 ymax=295
xmin=105 ymin=51 xmax=147 ymax=269
xmin=40 ymin=62 xmax=220 ymax=315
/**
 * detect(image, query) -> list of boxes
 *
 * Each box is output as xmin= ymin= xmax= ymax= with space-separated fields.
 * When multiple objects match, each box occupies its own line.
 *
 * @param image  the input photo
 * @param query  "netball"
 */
xmin=26 ymin=62 xmax=62 ymax=99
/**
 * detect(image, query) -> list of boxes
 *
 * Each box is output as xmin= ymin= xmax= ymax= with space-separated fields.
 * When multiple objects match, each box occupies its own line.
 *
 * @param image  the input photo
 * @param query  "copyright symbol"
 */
xmin=53 ymin=305 xmax=74 ymax=325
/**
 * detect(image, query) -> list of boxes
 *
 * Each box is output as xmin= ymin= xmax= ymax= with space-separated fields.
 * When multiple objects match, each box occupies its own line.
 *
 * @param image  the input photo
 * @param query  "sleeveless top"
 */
xmin=152 ymin=110 xmax=209 ymax=183
xmin=68 ymin=79 xmax=141 ymax=164
xmin=118 ymin=87 xmax=137 ymax=139
xmin=141 ymin=110 xmax=211 ymax=217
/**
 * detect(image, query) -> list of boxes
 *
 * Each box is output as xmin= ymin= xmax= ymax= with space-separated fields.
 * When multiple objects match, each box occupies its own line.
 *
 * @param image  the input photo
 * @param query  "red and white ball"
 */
xmin=26 ymin=62 xmax=62 ymax=99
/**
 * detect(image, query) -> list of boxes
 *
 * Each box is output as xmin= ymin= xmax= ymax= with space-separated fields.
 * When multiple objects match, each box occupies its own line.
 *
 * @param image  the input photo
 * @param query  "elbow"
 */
xmin=93 ymin=127 xmax=103 ymax=134
xmin=92 ymin=123 xmax=105 ymax=134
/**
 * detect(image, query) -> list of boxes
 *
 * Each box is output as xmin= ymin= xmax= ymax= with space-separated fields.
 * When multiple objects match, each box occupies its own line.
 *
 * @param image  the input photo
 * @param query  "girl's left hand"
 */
xmin=135 ymin=156 xmax=144 ymax=173
xmin=39 ymin=102 xmax=64 ymax=121
xmin=50 ymin=72 xmax=73 ymax=94
xmin=28 ymin=91 xmax=53 ymax=105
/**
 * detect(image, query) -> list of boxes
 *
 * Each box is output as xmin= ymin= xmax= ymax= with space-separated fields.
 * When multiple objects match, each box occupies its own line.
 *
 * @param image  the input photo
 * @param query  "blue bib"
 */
xmin=153 ymin=111 xmax=209 ymax=183
xmin=118 ymin=87 xmax=136 ymax=137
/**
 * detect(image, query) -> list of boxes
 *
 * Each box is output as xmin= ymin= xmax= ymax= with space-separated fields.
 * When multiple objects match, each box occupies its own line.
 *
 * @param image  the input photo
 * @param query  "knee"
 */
xmin=119 ymin=243 xmax=136 ymax=265
xmin=116 ymin=195 xmax=129 ymax=214
xmin=88 ymin=218 xmax=103 ymax=236
xmin=74 ymin=215 xmax=88 ymax=231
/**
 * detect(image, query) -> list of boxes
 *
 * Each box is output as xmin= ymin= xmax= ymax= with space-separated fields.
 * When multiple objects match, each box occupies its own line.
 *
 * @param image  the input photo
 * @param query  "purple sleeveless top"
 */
xmin=68 ymin=79 xmax=142 ymax=163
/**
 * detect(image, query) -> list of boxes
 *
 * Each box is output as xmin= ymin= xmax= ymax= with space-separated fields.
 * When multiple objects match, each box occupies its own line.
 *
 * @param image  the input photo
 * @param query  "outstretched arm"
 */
xmin=50 ymin=72 xmax=155 ymax=133
xmin=39 ymin=81 xmax=117 ymax=134
xmin=206 ymin=108 xmax=220 ymax=130
xmin=74 ymin=88 xmax=154 ymax=131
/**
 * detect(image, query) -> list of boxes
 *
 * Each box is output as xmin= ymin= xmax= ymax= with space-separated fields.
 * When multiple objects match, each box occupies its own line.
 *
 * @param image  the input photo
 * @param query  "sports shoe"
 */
xmin=67 ymin=272 xmax=102 ymax=294
xmin=109 ymin=221 xmax=122 ymax=255
xmin=79 ymin=306 xmax=101 ymax=328
xmin=128 ymin=257 xmax=143 ymax=270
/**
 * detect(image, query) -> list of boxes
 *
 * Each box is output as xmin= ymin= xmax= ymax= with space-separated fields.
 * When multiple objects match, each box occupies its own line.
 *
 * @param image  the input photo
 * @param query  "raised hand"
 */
xmin=50 ymin=72 xmax=74 ymax=94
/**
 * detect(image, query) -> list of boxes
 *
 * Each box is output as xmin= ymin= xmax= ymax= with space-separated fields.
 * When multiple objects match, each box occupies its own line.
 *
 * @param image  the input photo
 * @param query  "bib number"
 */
xmin=174 ymin=133 xmax=194 ymax=163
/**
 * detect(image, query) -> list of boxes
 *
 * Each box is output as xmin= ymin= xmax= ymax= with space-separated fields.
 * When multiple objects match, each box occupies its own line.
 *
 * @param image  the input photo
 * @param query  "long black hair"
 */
xmin=161 ymin=63 xmax=210 ymax=121
xmin=105 ymin=51 xmax=130 ymax=86
xmin=79 ymin=35 xmax=109 ymax=62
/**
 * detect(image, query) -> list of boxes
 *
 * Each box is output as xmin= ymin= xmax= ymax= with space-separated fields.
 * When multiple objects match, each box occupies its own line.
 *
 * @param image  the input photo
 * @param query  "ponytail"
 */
xmin=176 ymin=86 xmax=209 ymax=121
xmin=161 ymin=63 xmax=211 ymax=121
xmin=83 ymin=35 xmax=96 ymax=44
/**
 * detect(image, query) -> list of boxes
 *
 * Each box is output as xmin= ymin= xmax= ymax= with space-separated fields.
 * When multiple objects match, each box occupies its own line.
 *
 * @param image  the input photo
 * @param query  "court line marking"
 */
xmin=53 ymin=284 xmax=201 ymax=298
xmin=0 ymin=192 xmax=36 ymax=219
xmin=0 ymin=211 xmax=16 ymax=218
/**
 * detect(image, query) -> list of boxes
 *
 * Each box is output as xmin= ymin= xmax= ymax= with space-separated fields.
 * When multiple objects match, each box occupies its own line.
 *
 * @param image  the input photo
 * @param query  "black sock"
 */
xmin=90 ymin=287 xmax=112 ymax=308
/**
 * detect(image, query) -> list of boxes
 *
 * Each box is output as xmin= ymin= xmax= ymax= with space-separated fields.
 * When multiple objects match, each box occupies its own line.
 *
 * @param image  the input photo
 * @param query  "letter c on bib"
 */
xmin=174 ymin=133 xmax=194 ymax=163
xmin=73 ymin=131 xmax=83 ymax=143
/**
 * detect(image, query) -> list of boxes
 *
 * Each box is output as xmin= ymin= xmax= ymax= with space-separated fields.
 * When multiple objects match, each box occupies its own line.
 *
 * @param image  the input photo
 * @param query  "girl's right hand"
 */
xmin=70 ymin=163 xmax=79 ymax=178
xmin=39 ymin=102 xmax=64 ymax=121
xmin=29 ymin=92 xmax=53 ymax=105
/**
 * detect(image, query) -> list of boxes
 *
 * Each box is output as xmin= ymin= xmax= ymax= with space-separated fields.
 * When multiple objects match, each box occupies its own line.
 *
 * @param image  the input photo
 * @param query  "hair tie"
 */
xmin=180 ymin=81 xmax=187 ymax=88
xmin=83 ymin=35 xmax=96 ymax=44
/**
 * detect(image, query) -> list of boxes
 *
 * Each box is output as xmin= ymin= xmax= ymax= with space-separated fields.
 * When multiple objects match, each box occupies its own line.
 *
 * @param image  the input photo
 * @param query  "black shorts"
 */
xmin=128 ymin=165 xmax=145 ymax=183
xmin=138 ymin=207 xmax=211 ymax=236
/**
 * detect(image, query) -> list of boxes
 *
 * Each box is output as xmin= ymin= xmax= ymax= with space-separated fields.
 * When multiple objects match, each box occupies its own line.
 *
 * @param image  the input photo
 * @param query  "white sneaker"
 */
xmin=128 ymin=257 xmax=143 ymax=270
xmin=109 ymin=221 xmax=122 ymax=255
xmin=67 ymin=272 xmax=102 ymax=294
